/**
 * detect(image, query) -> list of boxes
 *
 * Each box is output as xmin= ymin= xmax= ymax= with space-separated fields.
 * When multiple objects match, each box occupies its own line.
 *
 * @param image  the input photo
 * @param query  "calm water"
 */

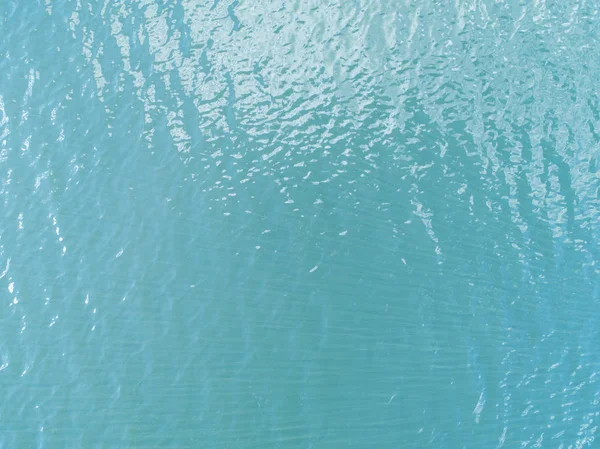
xmin=2 ymin=0 xmax=600 ymax=447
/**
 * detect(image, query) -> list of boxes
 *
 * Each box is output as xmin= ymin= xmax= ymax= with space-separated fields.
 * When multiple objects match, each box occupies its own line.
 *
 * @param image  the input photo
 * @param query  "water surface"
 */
xmin=1 ymin=0 xmax=600 ymax=447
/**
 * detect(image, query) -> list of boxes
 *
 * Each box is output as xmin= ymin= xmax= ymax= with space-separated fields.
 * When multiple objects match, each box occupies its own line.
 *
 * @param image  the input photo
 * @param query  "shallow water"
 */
xmin=2 ymin=0 xmax=600 ymax=447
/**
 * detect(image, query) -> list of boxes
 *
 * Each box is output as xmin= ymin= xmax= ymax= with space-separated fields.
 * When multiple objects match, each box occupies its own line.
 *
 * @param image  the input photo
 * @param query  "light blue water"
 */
xmin=2 ymin=0 xmax=600 ymax=447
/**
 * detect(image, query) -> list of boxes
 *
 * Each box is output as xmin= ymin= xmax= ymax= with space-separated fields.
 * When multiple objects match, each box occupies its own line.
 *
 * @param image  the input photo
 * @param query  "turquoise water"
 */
xmin=2 ymin=0 xmax=600 ymax=447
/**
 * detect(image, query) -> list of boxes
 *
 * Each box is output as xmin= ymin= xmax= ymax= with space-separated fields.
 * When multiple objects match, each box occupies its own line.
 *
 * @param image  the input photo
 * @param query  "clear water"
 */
xmin=2 ymin=1 xmax=600 ymax=447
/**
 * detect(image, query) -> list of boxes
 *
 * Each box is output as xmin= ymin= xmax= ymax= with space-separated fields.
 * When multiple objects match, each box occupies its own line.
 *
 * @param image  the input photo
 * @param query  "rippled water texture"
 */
xmin=2 ymin=0 xmax=600 ymax=447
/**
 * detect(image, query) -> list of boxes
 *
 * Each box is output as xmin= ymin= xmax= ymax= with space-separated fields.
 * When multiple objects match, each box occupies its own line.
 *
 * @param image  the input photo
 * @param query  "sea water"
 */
xmin=1 ymin=1 xmax=600 ymax=447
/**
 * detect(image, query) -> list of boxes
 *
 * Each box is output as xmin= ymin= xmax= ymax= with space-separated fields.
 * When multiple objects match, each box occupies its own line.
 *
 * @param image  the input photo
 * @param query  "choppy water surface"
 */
xmin=2 ymin=0 xmax=600 ymax=447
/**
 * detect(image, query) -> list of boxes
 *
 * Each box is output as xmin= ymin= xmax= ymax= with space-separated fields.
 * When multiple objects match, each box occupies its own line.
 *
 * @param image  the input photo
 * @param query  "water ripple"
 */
xmin=2 ymin=0 xmax=600 ymax=447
